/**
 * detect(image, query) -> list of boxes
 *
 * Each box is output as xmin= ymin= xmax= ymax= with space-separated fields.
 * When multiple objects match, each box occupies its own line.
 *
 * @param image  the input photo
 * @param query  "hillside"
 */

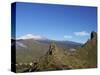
xmin=16 ymin=39 xmax=49 ymax=63
xmin=75 ymin=31 xmax=97 ymax=68
xmin=15 ymin=38 xmax=81 ymax=63
xmin=15 ymin=32 xmax=97 ymax=72
xmin=37 ymin=42 xmax=72 ymax=71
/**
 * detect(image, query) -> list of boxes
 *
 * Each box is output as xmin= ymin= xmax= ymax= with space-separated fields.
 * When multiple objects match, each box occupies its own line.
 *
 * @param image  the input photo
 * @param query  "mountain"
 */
xmin=40 ymin=31 xmax=97 ymax=70
xmin=16 ymin=39 xmax=49 ymax=63
xmin=14 ymin=35 xmax=82 ymax=63
xmin=23 ymin=42 xmax=72 ymax=72
xmin=16 ymin=34 xmax=82 ymax=50
xmin=75 ymin=31 xmax=97 ymax=68
xmin=37 ymin=42 xmax=72 ymax=71
xmin=17 ymin=32 xmax=97 ymax=72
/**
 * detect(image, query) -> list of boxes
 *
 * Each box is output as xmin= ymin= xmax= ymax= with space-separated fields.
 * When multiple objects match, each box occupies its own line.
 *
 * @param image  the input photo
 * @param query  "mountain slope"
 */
xmin=22 ymin=42 xmax=72 ymax=72
xmin=22 ymin=31 xmax=97 ymax=72
xmin=15 ymin=32 xmax=97 ymax=72
xmin=38 ymin=42 xmax=72 ymax=71
xmin=75 ymin=31 xmax=97 ymax=68
xmin=15 ymin=37 xmax=82 ymax=63
xmin=16 ymin=39 xmax=49 ymax=63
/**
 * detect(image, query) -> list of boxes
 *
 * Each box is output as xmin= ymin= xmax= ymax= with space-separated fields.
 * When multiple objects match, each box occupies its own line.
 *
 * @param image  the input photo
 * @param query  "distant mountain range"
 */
xmin=12 ymin=34 xmax=82 ymax=63
xmin=14 ymin=34 xmax=82 ymax=49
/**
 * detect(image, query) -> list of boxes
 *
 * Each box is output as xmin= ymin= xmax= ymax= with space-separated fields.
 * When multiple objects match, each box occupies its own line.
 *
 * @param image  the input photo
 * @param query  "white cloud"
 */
xmin=74 ymin=31 xmax=89 ymax=36
xmin=17 ymin=34 xmax=47 ymax=40
xmin=64 ymin=35 xmax=72 ymax=39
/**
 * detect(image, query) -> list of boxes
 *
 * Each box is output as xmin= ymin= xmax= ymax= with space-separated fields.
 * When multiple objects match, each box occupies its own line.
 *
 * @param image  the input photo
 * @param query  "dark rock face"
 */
xmin=91 ymin=31 xmax=97 ymax=40
xmin=48 ymin=43 xmax=56 ymax=55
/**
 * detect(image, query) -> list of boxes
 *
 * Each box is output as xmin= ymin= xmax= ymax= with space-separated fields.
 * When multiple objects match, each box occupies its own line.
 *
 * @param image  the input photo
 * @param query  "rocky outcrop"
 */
xmin=76 ymin=31 xmax=97 ymax=68
xmin=91 ymin=31 xmax=97 ymax=40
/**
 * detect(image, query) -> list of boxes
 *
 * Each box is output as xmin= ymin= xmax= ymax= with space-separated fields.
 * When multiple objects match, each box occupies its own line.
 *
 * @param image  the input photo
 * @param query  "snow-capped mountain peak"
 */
xmin=17 ymin=34 xmax=47 ymax=40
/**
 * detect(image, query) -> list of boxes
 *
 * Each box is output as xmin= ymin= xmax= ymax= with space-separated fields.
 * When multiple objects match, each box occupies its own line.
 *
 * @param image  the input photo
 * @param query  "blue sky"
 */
xmin=15 ymin=2 xmax=97 ymax=43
